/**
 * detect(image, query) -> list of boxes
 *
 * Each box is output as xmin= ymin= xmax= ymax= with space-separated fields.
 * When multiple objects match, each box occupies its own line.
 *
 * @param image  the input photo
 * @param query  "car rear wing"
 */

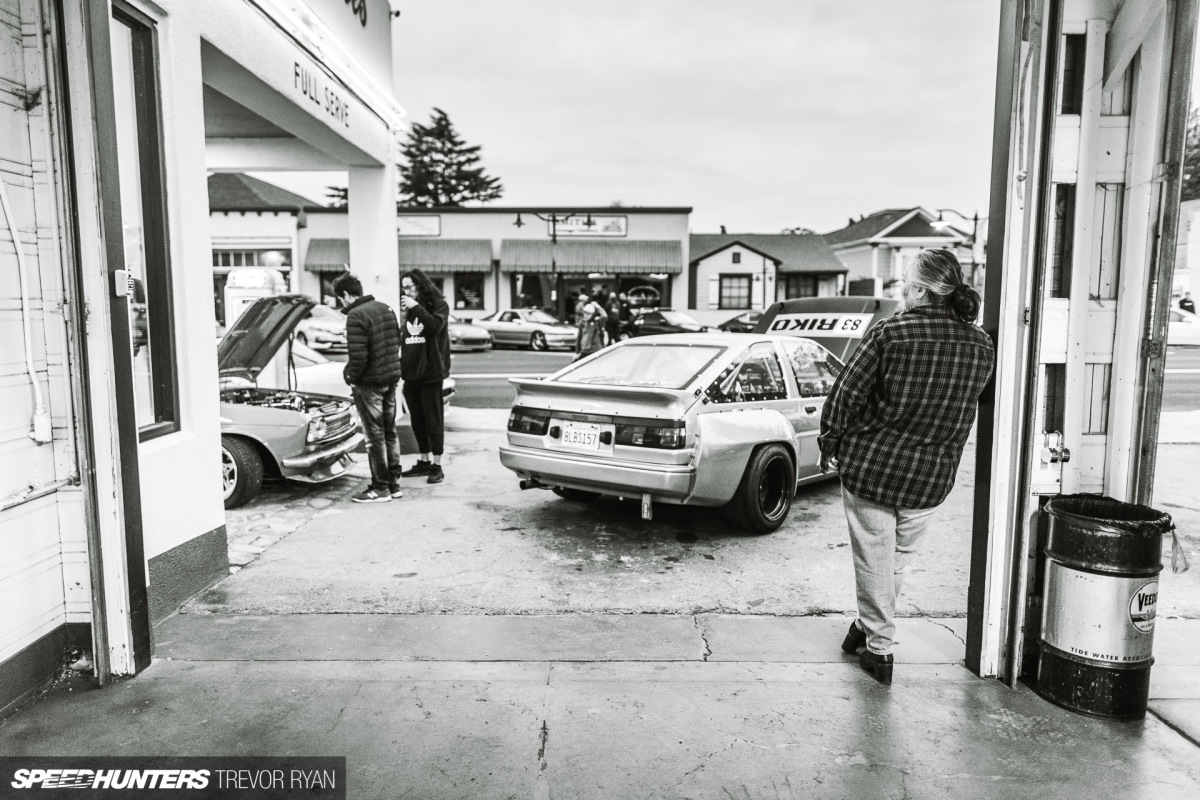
xmin=509 ymin=378 xmax=696 ymax=415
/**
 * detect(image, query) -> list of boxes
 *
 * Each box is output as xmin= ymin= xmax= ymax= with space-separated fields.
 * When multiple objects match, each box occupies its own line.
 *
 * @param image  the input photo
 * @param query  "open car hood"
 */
xmin=217 ymin=294 xmax=316 ymax=381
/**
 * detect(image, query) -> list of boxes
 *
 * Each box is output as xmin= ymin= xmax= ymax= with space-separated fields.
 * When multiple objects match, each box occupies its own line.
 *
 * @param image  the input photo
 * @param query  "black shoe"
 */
xmin=389 ymin=483 xmax=404 ymax=499
xmin=402 ymin=460 xmax=432 ymax=477
xmin=859 ymin=650 xmax=893 ymax=685
xmin=841 ymin=620 xmax=867 ymax=654
xmin=352 ymin=487 xmax=391 ymax=504
xmin=426 ymin=465 xmax=444 ymax=484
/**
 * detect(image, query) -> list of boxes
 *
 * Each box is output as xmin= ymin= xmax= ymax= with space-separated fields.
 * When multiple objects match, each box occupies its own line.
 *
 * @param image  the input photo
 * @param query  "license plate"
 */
xmin=560 ymin=421 xmax=601 ymax=450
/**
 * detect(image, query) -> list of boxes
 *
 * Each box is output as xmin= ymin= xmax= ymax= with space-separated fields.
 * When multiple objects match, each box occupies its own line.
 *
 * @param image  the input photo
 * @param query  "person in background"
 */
xmin=334 ymin=273 xmax=403 ymax=503
xmin=819 ymin=249 xmax=994 ymax=685
xmin=606 ymin=291 xmax=623 ymax=345
xmin=1180 ymin=291 xmax=1196 ymax=314
xmin=574 ymin=291 xmax=591 ymax=354
xmin=398 ymin=269 xmax=451 ymax=485
xmin=575 ymin=292 xmax=606 ymax=359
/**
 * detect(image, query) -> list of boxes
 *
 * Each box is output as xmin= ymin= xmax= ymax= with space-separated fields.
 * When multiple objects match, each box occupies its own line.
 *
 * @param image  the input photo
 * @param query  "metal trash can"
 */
xmin=1036 ymin=494 xmax=1172 ymax=719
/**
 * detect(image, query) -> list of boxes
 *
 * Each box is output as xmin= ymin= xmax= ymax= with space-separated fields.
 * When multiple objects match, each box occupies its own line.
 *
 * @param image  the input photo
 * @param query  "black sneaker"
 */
xmin=426 ymin=465 xmax=444 ymax=484
xmin=352 ymin=487 xmax=391 ymax=503
xmin=402 ymin=460 xmax=432 ymax=477
xmin=389 ymin=483 xmax=404 ymax=499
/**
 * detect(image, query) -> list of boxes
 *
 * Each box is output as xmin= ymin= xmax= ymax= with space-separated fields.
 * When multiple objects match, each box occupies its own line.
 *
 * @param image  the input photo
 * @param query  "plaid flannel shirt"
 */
xmin=818 ymin=305 xmax=994 ymax=509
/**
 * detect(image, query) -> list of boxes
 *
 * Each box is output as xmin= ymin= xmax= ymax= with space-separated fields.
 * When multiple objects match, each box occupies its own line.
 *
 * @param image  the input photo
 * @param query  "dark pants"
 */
xmin=606 ymin=319 xmax=621 ymax=344
xmin=352 ymin=383 xmax=400 ymax=491
xmin=403 ymin=380 xmax=445 ymax=456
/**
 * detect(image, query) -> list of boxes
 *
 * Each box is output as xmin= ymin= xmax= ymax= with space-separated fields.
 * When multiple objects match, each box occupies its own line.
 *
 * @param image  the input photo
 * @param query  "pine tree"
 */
xmin=398 ymin=108 xmax=503 ymax=207
xmin=325 ymin=186 xmax=348 ymax=208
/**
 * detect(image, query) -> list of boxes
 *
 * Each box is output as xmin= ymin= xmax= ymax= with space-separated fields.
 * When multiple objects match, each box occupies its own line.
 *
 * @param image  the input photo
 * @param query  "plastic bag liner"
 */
xmin=1044 ymin=494 xmax=1186 ymax=574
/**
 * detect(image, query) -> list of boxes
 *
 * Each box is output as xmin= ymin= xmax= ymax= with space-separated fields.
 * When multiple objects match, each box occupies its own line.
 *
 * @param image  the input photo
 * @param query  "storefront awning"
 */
xmin=303 ymin=238 xmax=350 ymax=272
xmin=500 ymin=240 xmax=683 ymax=274
xmin=398 ymin=239 xmax=493 ymax=273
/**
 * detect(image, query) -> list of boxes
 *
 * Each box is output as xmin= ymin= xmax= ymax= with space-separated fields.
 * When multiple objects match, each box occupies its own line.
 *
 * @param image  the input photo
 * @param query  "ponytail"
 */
xmin=947 ymin=282 xmax=981 ymax=323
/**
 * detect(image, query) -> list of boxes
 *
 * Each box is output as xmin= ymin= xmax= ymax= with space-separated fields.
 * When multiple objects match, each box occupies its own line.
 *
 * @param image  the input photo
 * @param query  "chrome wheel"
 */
xmin=222 ymin=446 xmax=237 ymax=500
xmin=530 ymin=331 xmax=548 ymax=350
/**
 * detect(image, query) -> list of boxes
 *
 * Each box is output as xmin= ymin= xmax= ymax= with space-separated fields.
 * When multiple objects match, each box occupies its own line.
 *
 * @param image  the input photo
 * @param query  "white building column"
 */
xmin=348 ymin=163 xmax=399 ymax=312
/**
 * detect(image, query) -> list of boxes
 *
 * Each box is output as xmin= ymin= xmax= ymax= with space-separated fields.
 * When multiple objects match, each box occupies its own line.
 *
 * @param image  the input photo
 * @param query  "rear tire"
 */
xmin=530 ymin=331 xmax=548 ymax=351
xmin=722 ymin=444 xmax=794 ymax=534
xmin=222 ymin=436 xmax=263 ymax=510
xmin=552 ymin=487 xmax=601 ymax=502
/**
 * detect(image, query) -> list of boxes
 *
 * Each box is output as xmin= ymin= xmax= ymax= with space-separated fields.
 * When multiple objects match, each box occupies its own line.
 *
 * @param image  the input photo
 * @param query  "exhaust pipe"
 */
xmin=519 ymin=478 xmax=546 ymax=490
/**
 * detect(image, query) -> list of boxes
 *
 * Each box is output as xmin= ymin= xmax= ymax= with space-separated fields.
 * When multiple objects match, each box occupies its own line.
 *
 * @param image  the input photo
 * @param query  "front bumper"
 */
xmin=282 ymin=431 xmax=363 ymax=480
xmin=499 ymin=443 xmax=696 ymax=500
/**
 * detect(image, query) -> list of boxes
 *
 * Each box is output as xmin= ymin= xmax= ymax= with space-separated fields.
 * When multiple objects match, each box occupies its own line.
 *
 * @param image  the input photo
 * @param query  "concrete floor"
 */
xmin=2 ymin=615 xmax=1198 ymax=799
xmin=3 ymin=412 xmax=1199 ymax=797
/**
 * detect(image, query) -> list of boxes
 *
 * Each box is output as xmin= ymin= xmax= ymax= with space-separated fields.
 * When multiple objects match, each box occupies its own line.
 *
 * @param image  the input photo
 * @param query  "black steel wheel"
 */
xmin=530 ymin=331 xmax=548 ymax=351
xmin=552 ymin=487 xmax=601 ymax=502
xmin=722 ymin=443 xmax=795 ymax=534
xmin=222 ymin=435 xmax=263 ymax=510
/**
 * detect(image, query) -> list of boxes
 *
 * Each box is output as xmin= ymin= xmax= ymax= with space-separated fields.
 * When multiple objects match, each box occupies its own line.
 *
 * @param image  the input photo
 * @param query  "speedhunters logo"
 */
xmin=0 ymin=759 xmax=344 ymax=799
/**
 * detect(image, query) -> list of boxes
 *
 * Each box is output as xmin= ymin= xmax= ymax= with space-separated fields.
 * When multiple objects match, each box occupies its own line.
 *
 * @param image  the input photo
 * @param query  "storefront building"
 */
xmin=1 ymin=0 xmax=402 ymax=715
xmin=216 ymin=204 xmax=694 ymax=321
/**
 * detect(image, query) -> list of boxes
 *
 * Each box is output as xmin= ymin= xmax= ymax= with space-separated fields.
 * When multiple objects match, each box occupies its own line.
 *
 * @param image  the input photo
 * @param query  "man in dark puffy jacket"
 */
xmin=334 ymin=273 xmax=403 ymax=503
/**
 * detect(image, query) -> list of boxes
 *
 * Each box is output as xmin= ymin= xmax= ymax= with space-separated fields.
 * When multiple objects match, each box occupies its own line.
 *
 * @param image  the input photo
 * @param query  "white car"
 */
xmin=294 ymin=304 xmax=347 ymax=352
xmin=287 ymin=341 xmax=455 ymax=422
xmin=1169 ymin=308 xmax=1200 ymax=346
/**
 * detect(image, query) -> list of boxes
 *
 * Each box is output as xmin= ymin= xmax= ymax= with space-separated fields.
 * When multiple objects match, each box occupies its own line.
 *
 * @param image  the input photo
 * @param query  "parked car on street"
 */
xmin=294 ymin=304 xmax=347 ymax=352
xmin=286 ymin=340 xmax=456 ymax=421
xmin=474 ymin=308 xmax=579 ymax=350
xmin=716 ymin=310 xmax=763 ymax=333
xmin=1169 ymin=307 xmax=1200 ymax=346
xmin=449 ymin=314 xmax=493 ymax=351
xmin=499 ymin=332 xmax=843 ymax=533
xmin=218 ymin=295 xmax=364 ymax=509
xmin=627 ymin=307 xmax=709 ymax=338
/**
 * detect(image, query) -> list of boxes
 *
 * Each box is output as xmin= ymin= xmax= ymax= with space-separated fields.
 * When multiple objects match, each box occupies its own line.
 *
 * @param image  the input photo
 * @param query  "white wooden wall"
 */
xmin=0 ymin=0 xmax=88 ymax=667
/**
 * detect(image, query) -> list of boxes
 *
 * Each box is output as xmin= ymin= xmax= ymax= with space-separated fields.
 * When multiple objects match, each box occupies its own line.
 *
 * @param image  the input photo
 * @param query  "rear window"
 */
xmin=556 ymin=343 xmax=726 ymax=389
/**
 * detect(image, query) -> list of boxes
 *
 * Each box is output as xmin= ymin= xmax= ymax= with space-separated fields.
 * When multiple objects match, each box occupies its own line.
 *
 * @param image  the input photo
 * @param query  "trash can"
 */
xmin=1036 ymin=494 xmax=1172 ymax=719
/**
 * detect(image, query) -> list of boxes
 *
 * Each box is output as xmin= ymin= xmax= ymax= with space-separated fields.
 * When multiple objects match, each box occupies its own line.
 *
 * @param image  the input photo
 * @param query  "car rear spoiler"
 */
xmin=509 ymin=378 xmax=696 ymax=412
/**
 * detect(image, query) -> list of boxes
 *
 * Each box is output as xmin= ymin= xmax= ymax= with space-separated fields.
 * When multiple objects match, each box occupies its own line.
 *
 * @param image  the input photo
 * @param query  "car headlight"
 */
xmin=306 ymin=417 xmax=327 ymax=442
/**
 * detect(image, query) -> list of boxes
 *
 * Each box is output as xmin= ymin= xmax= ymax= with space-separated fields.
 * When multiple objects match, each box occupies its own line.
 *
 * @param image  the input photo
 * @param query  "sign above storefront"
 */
xmin=397 ymin=216 xmax=441 ymax=236
xmin=302 ymin=0 xmax=393 ymax=90
xmin=553 ymin=215 xmax=627 ymax=237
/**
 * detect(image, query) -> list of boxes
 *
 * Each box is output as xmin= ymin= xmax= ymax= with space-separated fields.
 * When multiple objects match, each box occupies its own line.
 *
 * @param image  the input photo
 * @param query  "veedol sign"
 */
xmin=304 ymin=0 xmax=393 ymax=89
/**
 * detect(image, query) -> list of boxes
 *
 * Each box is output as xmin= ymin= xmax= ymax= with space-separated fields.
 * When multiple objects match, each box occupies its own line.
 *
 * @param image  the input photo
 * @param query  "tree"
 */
xmin=1182 ymin=108 xmax=1200 ymax=203
xmin=781 ymin=226 xmax=817 ymax=235
xmin=398 ymin=108 xmax=503 ymax=207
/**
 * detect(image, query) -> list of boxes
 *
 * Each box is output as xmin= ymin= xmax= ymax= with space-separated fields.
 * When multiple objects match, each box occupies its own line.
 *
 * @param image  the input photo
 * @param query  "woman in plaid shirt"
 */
xmin=819 ymin=249 xmax=994 ymax=685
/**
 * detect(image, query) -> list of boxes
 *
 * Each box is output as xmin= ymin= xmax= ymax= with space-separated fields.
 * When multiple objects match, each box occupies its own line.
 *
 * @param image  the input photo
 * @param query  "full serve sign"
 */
xmin=766 ymin=312 xmax=875 ymax=337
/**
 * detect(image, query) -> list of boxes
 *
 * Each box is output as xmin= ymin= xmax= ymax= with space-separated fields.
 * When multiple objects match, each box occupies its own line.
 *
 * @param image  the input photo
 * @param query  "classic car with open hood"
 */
xmin=218 ymin=294 xmax=364 ymax=509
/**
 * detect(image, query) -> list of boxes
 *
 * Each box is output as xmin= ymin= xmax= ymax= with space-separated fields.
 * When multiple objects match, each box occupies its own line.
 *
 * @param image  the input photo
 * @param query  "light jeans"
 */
xmin=842 ymin=486 xmax=939 ymax=655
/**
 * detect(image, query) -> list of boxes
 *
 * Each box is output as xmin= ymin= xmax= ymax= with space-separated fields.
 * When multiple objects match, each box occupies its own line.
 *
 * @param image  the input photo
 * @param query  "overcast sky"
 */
xmin=264 ymin=2 xmax=1006 ymax=234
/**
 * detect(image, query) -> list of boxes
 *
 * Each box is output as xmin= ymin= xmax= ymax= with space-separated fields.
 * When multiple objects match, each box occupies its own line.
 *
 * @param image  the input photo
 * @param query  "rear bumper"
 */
xmin=499 ymin=443 xmax=695 ymax=499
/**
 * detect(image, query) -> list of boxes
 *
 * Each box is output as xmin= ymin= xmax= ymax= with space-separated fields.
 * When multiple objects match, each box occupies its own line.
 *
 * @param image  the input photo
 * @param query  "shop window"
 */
xmin=784 ymin=275 xmax=818 ymax=299
xmin=112 ymin=6 xmax=177 ymax=439
xmin=212 ymin=249 xmax=293 ymax=268
xmin=719 ymin=275 xmax=751 ymax=310
xmin=454 ymin=272 xmax=485 ymax=310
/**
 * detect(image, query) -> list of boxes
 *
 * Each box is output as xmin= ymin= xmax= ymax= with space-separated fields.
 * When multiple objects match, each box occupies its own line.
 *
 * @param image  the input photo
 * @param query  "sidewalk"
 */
xmin=2 ymin=614 xmax=1198 ymax=798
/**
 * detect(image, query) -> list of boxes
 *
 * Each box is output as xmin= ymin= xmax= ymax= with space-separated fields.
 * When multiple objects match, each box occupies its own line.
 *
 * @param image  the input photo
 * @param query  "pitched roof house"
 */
xmin=688 ymin=232 xmax=847 ymax=313
xmin=823 ymin=207 xmax=978 ymax=293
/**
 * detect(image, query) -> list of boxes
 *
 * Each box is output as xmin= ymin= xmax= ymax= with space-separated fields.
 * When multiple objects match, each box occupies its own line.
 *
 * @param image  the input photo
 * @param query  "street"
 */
xmin=1165 ymin=346 xmax=1200 ymax=412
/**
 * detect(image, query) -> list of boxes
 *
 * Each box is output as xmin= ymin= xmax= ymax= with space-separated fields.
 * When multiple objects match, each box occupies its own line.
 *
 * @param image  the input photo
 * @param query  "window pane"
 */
xmin=454 ymin=272 xmax=485 ymax=310
xmin=111 ymin=17 xmax=157 ymax=429
xmin=719 ymin=276 xmax=751 ymax=309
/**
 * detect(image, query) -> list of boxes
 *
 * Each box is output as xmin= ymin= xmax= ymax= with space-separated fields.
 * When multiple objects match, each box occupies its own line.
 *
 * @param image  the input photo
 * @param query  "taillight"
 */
xmin=508 ymin=407 xmax=551 ymax=435
xmin=615 ymin=420 xmax=686 ymax=449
